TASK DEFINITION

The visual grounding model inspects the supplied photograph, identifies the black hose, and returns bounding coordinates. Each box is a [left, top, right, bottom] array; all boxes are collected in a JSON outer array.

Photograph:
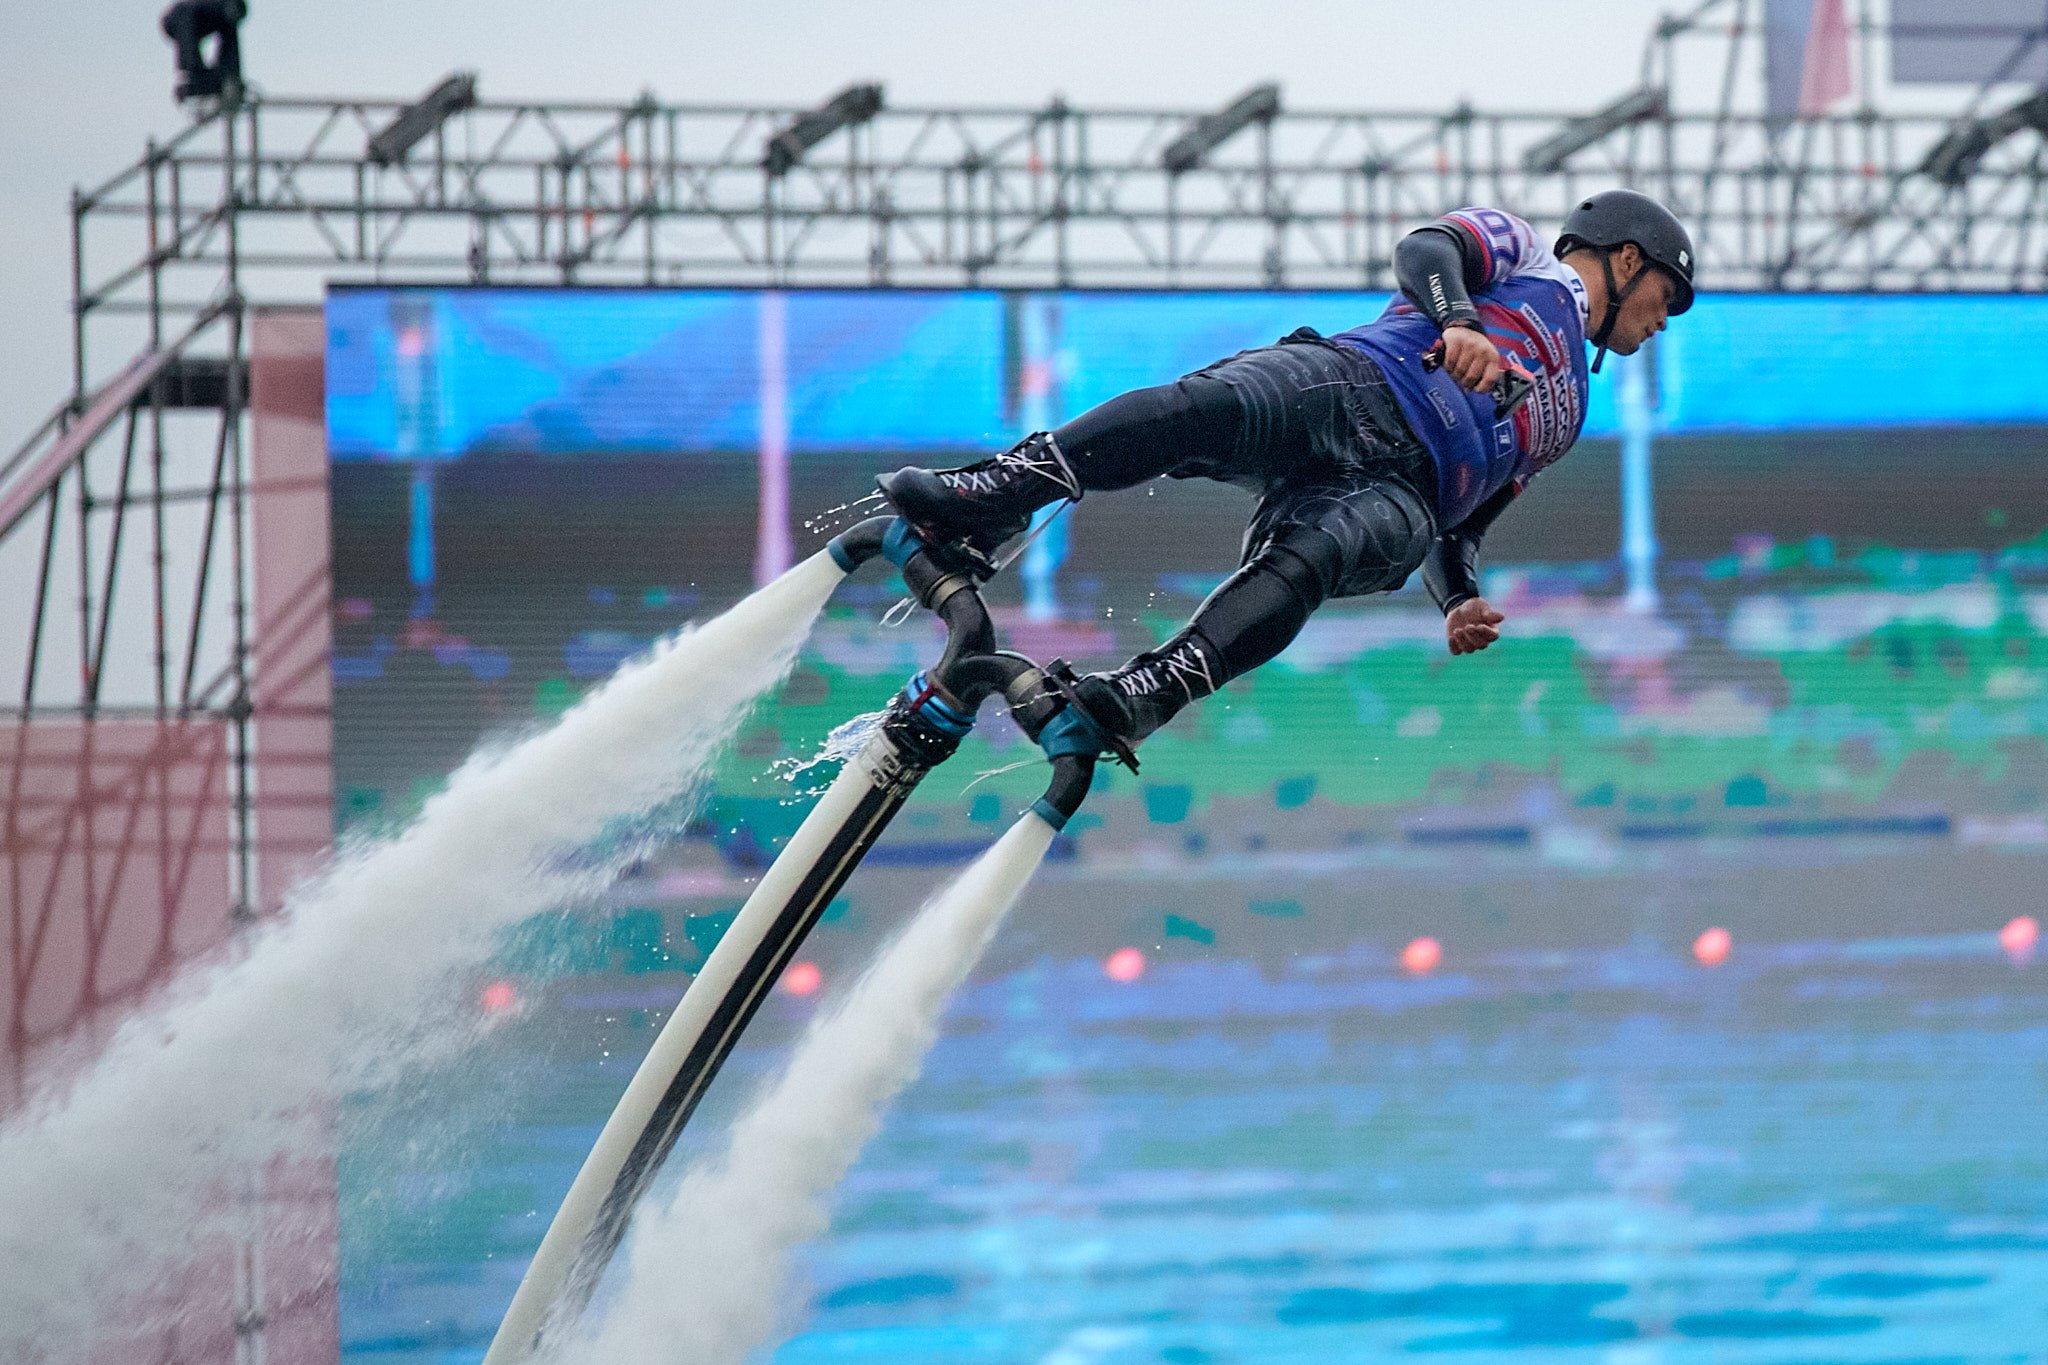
[[824, 516, 896, 572], [899, 549, 997, 702], [943, 650, 1041, 715], [829, 516, 1101, 830]]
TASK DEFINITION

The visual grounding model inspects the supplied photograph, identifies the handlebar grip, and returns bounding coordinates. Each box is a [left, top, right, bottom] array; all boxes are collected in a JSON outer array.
[[1423, 338, 1534, 419]]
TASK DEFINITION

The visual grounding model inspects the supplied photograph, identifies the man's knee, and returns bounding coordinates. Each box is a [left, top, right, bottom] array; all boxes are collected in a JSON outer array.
[[1253, 486, 1434, 600], [1190, 488, 1425, 682], [1256, 526, 1343, 609], [1169, 373, 1240, 428]]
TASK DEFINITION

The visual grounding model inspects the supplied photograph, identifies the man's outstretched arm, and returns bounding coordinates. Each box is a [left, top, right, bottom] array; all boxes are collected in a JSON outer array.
[[1422, 481, 1518, 654]]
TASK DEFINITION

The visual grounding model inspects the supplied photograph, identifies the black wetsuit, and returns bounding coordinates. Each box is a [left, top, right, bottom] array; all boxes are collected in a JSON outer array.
[[1039, 326, 1517, 710]]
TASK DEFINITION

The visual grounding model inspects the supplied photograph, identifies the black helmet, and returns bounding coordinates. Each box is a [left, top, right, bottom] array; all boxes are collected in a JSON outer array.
[[1555, 189, 1695, 315]]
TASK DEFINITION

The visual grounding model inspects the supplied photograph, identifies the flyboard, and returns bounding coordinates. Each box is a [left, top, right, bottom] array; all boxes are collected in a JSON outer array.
[[483, 516, 1118, 1364]]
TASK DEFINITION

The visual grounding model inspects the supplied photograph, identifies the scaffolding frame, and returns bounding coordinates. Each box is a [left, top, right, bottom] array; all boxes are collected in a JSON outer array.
[[62, 90, 2048, 316]]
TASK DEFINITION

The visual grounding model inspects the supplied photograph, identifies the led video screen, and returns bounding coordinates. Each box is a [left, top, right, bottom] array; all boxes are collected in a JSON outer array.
[[329, 286, 2048, 1361]]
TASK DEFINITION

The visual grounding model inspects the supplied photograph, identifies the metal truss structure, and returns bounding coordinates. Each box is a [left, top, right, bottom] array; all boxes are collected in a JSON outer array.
[[52, 12, 2048, 342], [1, 308, 255, 919], [59, 75, 2048, 323]]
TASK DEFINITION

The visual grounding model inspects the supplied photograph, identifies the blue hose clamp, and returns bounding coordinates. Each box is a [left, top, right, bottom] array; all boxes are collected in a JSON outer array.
[[1036, 704, 1109, 760], [899, 670, 975, 739], [881, 518, 928, 570]]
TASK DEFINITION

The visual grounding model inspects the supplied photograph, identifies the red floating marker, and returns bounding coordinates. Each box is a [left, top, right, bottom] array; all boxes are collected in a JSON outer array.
[[783, 961, 823, 997], [1105, 947, 1146, 983], [1400, 936, 1442, 976], [480, 979, 518, 1015], [1693, 926, 1732, 967], [1999, 915, 2039, 965]]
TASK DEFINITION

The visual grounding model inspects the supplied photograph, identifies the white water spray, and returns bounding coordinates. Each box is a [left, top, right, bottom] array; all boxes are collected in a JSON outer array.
[[766, 708, 888, 795], [0, 553, 847, 1357], [563, 813, 1058, 1365]]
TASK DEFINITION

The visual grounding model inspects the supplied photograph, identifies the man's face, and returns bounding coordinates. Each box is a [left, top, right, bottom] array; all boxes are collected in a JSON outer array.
[[1608, 248, 1677, 355]]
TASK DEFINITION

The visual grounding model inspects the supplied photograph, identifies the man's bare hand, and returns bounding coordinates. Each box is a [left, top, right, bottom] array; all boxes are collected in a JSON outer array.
[[1438, 326, 1502, 393], [1446, 597, 1504, 655]]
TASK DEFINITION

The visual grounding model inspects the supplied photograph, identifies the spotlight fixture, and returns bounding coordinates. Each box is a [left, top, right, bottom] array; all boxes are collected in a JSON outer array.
[[1921, 89, 2048, 186], [1522, 87, 1665, 174], [762, 83, 885, 178], [1162, 84, 1281, 174], [160, 0, 247, 105], [368, 73, 480, 167]]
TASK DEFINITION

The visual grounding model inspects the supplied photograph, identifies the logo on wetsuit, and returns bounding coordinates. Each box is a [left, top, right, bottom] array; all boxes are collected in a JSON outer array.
[[1428, 389, 1461, 429]]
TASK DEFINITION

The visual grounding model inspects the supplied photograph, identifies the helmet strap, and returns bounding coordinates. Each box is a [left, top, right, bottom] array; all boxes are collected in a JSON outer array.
[[1587, 248, 1643, 375]]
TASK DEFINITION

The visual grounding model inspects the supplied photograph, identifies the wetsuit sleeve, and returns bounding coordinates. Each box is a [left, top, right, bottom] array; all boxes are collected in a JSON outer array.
[[1422, 481, 1519, 614], [1393, 224, 1486, 330], [1395, 206, 1553, 331]]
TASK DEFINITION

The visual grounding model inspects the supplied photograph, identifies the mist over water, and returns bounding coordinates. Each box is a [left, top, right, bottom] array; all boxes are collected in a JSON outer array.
[[0, 553, 846, 1358], [562, 815, 1058, 1365]]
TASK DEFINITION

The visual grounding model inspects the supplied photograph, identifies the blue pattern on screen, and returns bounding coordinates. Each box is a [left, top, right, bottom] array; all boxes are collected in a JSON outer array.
[[326, 287, 2048, 460]]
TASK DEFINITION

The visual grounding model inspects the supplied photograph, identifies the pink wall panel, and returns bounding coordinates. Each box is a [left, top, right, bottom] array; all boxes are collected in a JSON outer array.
[[2, 716, 236, 1093]]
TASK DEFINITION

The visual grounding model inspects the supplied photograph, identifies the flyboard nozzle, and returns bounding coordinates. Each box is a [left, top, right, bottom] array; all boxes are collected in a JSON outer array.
[[951, 652, 1105, 832], [865, 518, 1012, 768], [915, 647, 1096, 833], [1032, 754, 1096, 831], [833, 518, 1107, 830], [867, 518, 998, 691]]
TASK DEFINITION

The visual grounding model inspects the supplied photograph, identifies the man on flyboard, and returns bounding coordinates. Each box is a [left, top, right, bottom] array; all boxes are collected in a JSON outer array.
[[877, 189, 1695, 758]]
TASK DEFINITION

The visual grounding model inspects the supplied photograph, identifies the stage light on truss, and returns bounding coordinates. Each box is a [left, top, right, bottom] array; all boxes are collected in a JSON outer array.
[[1921, 89, 2048, 186], [1161, 84, 1281, 175], [160, 0, 247, 105], [367, 72, 480, 168], [1521, 87, 1665, 174], [762, 83, 885, 178]]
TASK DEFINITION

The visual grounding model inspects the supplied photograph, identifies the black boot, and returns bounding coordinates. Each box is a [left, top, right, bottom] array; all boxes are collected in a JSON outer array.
[[877, 432, 1083, 561], [1070, 629, 1227, 747], [1057, 538, 1334, 755]]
